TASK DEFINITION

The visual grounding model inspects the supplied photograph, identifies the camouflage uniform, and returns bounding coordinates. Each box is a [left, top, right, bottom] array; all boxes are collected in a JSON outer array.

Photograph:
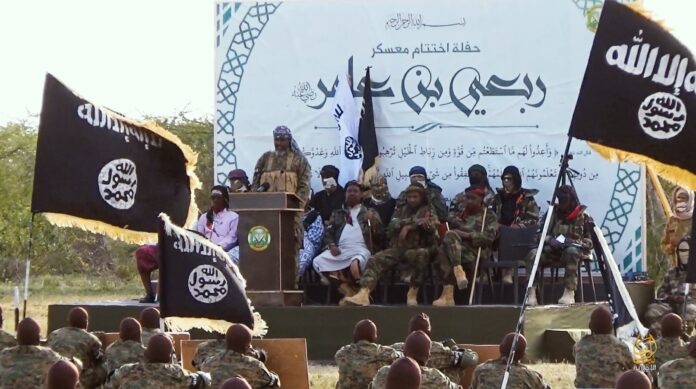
[[396, 181, 448, 220], [492, 188, 540, 227], [437, 208, 498, 285], [104, 339, 146, 375], [199, 350, 279, 388], [391, 339, 478, 383], [470, 358, 548, 389], [0, 345, 64, 387], [359, 202, 439, 290], [192, 339, 225, 368], [450, 188, 495, 213], [192, 339, 265, 369], [658, 355, 696, 388], [334, 340, 401, 389], [0, 329, 16, 351], [370, 363, 461, 389], [573, 333, 634, 389], [525, 207, 593, 290], [141, 328, 174, 346], [645, 268, 696, 334], [106, 362, 208, 389], [655, 337, 687, 370], [47, 326, 106, 388]]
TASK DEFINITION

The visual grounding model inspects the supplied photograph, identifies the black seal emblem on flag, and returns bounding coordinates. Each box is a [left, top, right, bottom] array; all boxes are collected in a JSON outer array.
[[158, 214, 263, 332], [31, 74, 199, 243], [344, 136, 363, 160], [568, 1, 696, 187]]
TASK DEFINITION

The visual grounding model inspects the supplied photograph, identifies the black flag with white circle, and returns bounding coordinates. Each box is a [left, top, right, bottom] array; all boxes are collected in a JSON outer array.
[[568, 1, 696, 186]]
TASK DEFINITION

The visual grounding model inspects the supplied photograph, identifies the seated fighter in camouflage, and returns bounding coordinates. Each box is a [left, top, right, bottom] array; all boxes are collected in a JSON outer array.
[[525, 185, 593, 306], [471, 333, 548, 389], [644, 250, 696, 336], [199, 324, 279, 388], [104, 318, 146, 377], [655, 313, 688, 370], [0, 318, 65, 387], [192, 333, 268, 369], [385, 357, 421, 389], [139, 307, 174, 346], [659, 337, 696, 388], [573, 306, 633, 389], [48, 359, 81, 389], [0, 306, 16, 351], [395, 166, 448, 221], [450, 165, 496, 213], [345, 185, 440, 306], [492, 165, 540, 285], [335, 319, 401, 389], [107, 334, 210, 388], [47, 307, 105, 388], [390, 313, 478, 382], [433, 187, 498, 306], [371, 330, 461, 389]]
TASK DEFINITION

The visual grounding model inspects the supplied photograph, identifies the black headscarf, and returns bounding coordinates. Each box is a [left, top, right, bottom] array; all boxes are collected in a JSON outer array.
[[499, 166, 523, 226], [468, 164, 493, 192], [206, 185, 230, 224]]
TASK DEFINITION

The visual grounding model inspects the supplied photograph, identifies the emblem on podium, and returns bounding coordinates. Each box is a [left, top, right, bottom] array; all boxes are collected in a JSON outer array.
[[248, 225, 271, 251]]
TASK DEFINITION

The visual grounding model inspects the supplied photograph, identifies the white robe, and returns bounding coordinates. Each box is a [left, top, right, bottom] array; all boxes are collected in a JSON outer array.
[[312, 206, 371, 273]]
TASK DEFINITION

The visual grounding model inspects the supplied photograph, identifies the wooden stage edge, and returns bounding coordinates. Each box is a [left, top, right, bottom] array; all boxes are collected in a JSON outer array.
[[48, 301, 607, 361]]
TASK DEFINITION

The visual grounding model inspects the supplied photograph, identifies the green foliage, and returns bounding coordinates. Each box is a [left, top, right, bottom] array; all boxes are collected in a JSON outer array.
[[0, 116, 214, 280]]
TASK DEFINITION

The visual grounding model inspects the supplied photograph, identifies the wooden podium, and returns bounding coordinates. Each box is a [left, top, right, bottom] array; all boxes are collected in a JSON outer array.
[[230, 192, 304, 306]]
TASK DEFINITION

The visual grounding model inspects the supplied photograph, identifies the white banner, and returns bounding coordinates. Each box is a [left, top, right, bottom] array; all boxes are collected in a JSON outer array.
[[214, 0, 645, 272], [333, 75, 361, 185]]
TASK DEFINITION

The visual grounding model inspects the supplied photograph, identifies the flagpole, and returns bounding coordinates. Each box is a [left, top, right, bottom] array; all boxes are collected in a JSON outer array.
[[23, 213, 35, 319], [501, 135, 574, 389]]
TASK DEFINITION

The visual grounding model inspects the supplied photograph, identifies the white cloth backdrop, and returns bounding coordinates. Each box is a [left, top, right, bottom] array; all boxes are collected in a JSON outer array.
[[214, 0, 645, 272]]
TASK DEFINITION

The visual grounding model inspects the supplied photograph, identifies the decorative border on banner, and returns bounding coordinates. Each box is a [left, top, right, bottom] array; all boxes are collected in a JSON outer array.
[[215, 2, 280, 185], [600, 163, 642, 272]]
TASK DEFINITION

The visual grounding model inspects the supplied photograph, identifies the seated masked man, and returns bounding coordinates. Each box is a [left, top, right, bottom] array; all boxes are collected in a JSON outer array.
[[297, 197, 324, 275], [645, 244, 696, 335], [433, 187, 498, 306], [313, 181, 384, 304], [395, 166, 448, 221], [525, 185, 592, 306], [492, 165, 540, 284], [227, 169, 251, 193], [363, 174, 397, 250], [345, 185, 439, 306], [134, 185, 239, 303], [309, 165, 345, 223], [451, 165, 495, 214]]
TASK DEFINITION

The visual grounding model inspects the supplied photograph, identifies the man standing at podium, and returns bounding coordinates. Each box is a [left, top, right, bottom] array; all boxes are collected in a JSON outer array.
[[252, 125, 311, 271]]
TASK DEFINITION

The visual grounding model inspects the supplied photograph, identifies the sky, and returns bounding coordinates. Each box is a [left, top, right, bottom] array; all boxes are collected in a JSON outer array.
[[0, 0, 693, 126]]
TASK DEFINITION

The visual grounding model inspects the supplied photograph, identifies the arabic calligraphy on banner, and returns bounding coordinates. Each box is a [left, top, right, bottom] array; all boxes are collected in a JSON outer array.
[[214, 0, 645, 271]]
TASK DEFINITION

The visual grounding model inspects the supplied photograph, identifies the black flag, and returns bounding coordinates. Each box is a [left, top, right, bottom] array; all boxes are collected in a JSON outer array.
[[568, 1, 696, 188], [158, 214, 255, 329], [31, 74, 198, 243], [358, 67, 379, 185]]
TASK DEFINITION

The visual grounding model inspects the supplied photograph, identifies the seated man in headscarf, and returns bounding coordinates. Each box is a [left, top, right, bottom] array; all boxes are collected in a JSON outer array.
[[308, 165, 345, 223], [228, 169, 251, 193], [252, 125, 311, 272], [363, 174, 397, 248], [492, 165, 540, 284], [298, 195, 325, 275], [661, 186, 693, 267], [395, 166, 448, 221], [451, 165, 495, 214], [471, 333, 548, 389], [524, 185, 593, 306]]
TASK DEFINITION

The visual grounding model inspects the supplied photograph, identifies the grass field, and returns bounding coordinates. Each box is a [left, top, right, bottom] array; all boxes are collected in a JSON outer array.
[[0, 275, 577, 388]]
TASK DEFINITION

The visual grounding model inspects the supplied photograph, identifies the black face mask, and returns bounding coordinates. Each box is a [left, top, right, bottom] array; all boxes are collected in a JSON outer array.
[[469, 176, 483, 186]]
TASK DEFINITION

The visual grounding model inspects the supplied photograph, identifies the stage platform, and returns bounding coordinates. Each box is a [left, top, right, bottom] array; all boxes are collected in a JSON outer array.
[[48, 301, 608, 361]]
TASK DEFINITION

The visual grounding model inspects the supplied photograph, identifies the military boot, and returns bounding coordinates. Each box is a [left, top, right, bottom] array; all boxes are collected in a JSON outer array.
[[433, 285, 455, 306], [406, 287, 419, 306], [338, 283, 357, 297], [453, 266, 469, 290], [344, 287, 371, 306], [558, 288, 575, 305]]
